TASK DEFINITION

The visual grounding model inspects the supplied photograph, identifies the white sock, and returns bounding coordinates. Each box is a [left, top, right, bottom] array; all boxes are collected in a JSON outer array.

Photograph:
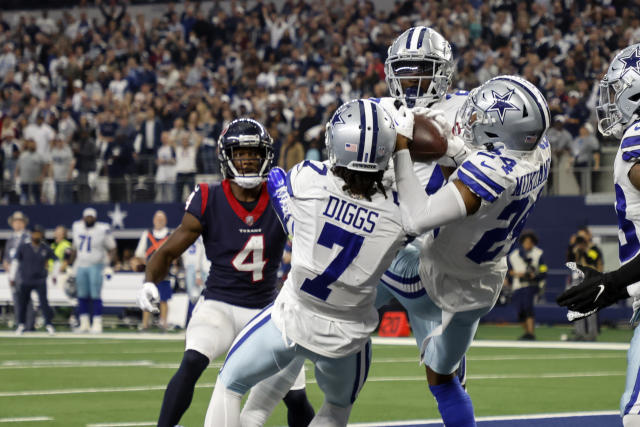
[[624, 414, 640, 426], [204, 377, 242, 427], [309, 400, 352, 427]]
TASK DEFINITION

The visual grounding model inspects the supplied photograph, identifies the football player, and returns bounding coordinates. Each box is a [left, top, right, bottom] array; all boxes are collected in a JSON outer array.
[[557, 43, 640, 426], [70, 208, 116, 333], [375, 25, 472, 389], [205, 99, 407, 427], [390, 75, 551, 426], [136, 118, 314, 427]]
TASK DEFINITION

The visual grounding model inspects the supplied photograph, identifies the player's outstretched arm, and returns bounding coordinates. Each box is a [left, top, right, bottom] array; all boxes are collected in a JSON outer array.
[[393, 146, 475, 236], [145, 212, 202, 284], [137, 213, 202, 313], [267, 167, 294, 235], [558, 256, 640, 316]]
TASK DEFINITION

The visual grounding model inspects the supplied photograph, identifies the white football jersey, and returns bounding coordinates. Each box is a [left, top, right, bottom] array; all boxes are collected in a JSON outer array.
[[182, 235, 210, 272], [613, 121, 640, 282], [71, 220, 116, 267], [272, 160, 405, 358], [375, 92, 468, 187], [418, 139, 552, 312]]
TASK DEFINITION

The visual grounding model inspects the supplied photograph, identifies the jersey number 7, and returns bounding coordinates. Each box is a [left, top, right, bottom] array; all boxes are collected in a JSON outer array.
[[300, 222, 364, 301]]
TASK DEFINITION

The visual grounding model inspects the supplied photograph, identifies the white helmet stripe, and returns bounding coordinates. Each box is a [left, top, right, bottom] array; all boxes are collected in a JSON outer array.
[[362, 100, 374, 163]]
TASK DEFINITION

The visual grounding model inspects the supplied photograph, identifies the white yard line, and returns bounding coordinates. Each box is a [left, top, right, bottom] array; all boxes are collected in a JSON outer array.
[[0, 371, 625, 397], [86, 423, 155, 427], [348, 410, 620, 426], [0, 416, 53, 423]]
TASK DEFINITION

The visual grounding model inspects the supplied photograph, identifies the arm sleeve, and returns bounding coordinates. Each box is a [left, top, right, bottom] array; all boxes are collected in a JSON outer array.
[[394, 149, 467, 236], [184, 183, 208, 227], [608, 252, 640, 298], [104, 227, 116, 251]]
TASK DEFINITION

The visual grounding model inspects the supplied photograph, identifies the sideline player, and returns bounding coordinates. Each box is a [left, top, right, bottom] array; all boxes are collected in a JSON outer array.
[[389, 75, 551, 426], [70, 207, 116, 333], [557, 43, 640, 426], [205, 99, 407, 427], [375, 25, 471, 387], [136, 118, 314, 427]]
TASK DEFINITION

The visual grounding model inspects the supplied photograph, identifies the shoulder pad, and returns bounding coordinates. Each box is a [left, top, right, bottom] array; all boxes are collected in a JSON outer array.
[[621, 124, 640, 162], [456, 150, 513, 202]]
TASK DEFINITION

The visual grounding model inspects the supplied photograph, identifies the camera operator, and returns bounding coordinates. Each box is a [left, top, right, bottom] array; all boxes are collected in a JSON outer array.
[[507, 230, 547, 340], [566, 227, 603, 341]]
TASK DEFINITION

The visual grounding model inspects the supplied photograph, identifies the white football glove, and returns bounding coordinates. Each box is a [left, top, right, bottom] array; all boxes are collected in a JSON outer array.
[[104, 266, 114, 280], [137, 282, 159, 313], [390, 105, 414, 139]]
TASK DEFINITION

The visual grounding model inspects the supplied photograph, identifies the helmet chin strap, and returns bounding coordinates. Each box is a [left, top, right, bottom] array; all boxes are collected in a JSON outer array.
[[233, 176, 264, 189]]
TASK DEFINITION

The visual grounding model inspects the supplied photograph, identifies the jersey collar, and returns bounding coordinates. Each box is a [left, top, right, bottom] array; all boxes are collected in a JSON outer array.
[[222, 179, 269, 226]]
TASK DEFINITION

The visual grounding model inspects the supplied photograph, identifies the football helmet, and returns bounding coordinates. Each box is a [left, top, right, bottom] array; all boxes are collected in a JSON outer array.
[[218, 118, 274, 188], [454, 75, 550, 152], [385, 26, 454, 109], [325, 99, 396, 172], [597, 43, 640, 137]]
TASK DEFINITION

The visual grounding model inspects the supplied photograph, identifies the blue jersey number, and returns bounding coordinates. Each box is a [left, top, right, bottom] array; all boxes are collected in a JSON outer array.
[[616, 184, 640, 262], [466, 198, 533, 264], [300, 222, 364, 301], [78, 235, 92, 252]]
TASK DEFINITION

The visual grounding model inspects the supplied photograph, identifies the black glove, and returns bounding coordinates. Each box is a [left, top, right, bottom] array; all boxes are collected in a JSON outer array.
[[557, 262, 629, 314]]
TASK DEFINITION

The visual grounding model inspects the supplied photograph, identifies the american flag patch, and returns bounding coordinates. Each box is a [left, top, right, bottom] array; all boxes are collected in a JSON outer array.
[[345, 143, 358, 152]]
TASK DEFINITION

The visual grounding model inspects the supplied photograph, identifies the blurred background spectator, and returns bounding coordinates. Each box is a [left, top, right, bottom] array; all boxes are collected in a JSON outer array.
[[0, 0, 634, 205]]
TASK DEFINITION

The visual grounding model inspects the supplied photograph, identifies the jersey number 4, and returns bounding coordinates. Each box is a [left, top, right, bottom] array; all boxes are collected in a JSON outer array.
[[300, 222, 364, 301], [232, 235, 267, 282]]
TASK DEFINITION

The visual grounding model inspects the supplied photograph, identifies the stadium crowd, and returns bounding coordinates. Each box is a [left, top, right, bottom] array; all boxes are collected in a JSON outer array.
[[0, 0, 636, 204]]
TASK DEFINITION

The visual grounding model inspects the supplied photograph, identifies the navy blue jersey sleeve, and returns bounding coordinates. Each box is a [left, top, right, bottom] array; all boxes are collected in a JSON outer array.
[[184, 183, 210, 226]]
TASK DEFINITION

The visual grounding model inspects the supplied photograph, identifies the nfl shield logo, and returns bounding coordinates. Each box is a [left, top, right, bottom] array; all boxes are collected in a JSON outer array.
[[245, 215, 254, 226]]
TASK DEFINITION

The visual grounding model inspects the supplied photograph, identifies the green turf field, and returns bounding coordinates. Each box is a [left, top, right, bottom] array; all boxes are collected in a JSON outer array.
[[0, 324, 632, 426]]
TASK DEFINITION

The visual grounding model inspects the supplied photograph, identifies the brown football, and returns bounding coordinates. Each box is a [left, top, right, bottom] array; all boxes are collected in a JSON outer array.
[[409, 114, 448, 162]]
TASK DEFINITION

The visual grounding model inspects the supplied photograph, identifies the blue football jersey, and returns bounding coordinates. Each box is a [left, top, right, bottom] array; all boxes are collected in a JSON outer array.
[[185, 180, 288, 308]]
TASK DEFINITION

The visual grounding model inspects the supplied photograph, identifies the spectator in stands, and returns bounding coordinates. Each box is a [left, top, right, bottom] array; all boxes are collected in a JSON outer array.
[[174, 133, 199, 202], [71, 116, 97, 203], [155, 131, 176, 203], [507, 231, 547, 341], [15, 138, 47, 205], [565, 90, 591, 137], [133, 210, 172, 330], [570, 123, 600, 194], [3, 211, 34, 330], [104, 132, 134, 203], [1, 132, 20, 204], [133, 108, 162, 176], [49, 135, 75, 204], [10, 224, 56, 335], [566, 227, 603, 341], [278, 131, 304, 171], [23, 112, 54, 159], [546, 115, 572, 193]]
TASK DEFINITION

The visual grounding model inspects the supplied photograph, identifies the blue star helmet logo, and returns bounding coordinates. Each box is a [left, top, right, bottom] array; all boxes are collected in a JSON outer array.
[[618, 47, 640, 76], [486, 89, 520, 124], [331, 111, 345, 127]]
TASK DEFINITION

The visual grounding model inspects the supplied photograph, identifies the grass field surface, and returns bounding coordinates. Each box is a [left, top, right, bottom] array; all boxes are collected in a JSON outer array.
[[0, 324, 632, 426]]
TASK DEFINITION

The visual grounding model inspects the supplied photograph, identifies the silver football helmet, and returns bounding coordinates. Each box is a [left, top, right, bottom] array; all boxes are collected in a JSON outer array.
[[597, 43, 640, 137], [454, 75, 550, 152], [385, 26, 454, 109], [325, 99, 396, 172]]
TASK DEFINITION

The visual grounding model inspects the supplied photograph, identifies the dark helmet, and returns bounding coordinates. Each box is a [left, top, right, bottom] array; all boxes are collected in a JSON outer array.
[[218, 118, 274, 188]]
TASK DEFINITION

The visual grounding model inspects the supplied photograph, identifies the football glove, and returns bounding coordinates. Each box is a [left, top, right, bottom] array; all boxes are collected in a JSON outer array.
[[390, 105, 414, 139], [137, 282, 160, 313], [103, 266, 114, 280], [556, 262, 629, 316]]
